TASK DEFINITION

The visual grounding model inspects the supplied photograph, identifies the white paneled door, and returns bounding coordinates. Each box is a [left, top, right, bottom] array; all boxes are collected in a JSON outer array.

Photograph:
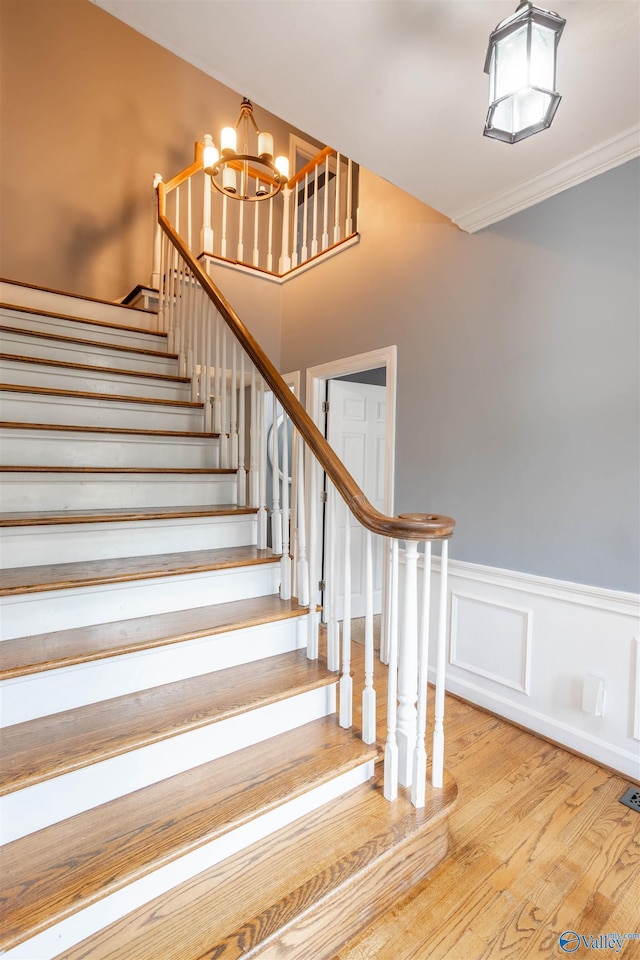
[[326, 379, 386, 619]]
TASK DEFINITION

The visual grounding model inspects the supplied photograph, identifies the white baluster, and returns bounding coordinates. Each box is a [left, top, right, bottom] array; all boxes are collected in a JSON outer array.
[[322, 155, 330, 251], [187, 176, 192, 250], [397, 539, 419, 785], [151, 174, 163, 289], [201, 136, 214, 253], [237, 169, 245, 262], [157, 232, 167, 334], [362, 529, 376, 744], [384, 538, 400, 801], [311, 163, 319, 257], [230, 339, 238, 469], [432, 539, 449, 789], [271, 393, 282, 555], [257, 379, 268, 549], [280, 411, 291, 599], [249, 364, 259, 506], [202, 299, 213, 432], [279, 186, 292, 274], [237, 349, 246, 506], [253, 188, 260, 267], [326, 483, 339, 672], [213, 313, 222, 435], [340, 500, 352, 727], [267, 196, 274, 274], [220, 324, 228, 467], [221, 193, 228, 260], [412, 541, 432, 808], [300, 172, 309, 264], [296, 438, 309, 606], [346, 157, 354, 236], [307, 451, 319, 659], [333, 152, 341, 244], [291, 183, 299, 268]]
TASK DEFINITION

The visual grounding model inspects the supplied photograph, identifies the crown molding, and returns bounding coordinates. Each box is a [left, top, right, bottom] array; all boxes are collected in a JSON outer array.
[[451, 125, 640, 234]]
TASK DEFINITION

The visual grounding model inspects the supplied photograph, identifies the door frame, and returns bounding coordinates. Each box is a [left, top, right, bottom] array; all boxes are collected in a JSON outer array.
[[305, 345, 397, 516]]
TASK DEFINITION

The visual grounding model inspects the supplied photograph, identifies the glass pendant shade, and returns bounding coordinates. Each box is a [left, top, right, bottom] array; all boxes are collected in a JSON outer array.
[[484, 1, 565, 143]]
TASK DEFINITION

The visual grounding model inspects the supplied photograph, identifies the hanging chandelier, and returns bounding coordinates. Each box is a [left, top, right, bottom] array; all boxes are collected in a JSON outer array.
[[483, 1, 566, 143], [202, 97, 290, 201]]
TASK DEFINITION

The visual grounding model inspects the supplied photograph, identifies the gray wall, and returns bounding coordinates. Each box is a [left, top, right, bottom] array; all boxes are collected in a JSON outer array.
[[280, 161, 640, 593]]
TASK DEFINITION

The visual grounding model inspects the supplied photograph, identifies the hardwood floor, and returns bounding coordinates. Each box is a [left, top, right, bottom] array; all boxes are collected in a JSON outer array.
[[335, 641, 640, 960]]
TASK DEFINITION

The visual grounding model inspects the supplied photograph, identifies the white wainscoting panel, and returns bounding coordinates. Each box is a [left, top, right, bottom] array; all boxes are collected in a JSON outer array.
[[450, 592, 532, 694], [399, 551, 640, 781]]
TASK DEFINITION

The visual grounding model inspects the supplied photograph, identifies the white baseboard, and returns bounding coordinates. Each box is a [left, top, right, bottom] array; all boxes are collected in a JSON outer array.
[[403, 553, 640, 781]]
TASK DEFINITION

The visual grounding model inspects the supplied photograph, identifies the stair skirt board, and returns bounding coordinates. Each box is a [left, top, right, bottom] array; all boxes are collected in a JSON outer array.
[[0, 472, 238, 511], [0, 428, 221, 468], [0, 562, 282, 640], [1, 615, 308, 726], [1, 761, 374, 960], [0, 391, 205, 431], [0, 327, 179, 374], [1, 684, 338, 844], [0, 513, 257, 567]]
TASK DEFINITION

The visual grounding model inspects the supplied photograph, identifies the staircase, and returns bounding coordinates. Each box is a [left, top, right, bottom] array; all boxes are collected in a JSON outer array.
[[0, 279, 456, 960]]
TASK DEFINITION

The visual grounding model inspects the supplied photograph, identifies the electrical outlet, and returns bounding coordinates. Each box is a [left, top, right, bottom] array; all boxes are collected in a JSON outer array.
[[582, 675, 605, 716]]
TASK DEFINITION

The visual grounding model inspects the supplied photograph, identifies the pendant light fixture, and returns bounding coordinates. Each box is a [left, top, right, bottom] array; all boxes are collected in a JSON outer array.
[[484, 1, 566, 143], [203, 97, 290, 200]]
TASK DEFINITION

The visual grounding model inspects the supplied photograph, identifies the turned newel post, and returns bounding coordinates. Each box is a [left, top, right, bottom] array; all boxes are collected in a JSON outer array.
[[201, 135, 214, 254], [279, 186, 292, 274], [396, 536, 419, 785], [151, 173, 163, 289]]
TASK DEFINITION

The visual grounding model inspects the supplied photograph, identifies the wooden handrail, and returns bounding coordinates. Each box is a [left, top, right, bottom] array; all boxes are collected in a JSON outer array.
[[286, 146, 335, 191], [157, 183, 454, 542]]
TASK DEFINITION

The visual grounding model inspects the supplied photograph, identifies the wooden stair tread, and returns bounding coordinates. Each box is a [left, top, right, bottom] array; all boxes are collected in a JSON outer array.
[[0, 719, 374, 954], [0, 544, 278, 597], [0, 650, 333, 796], [0, 322, 178, 359], [0, 351, 189, 384], [59, 766, 457, 960], [0, 301, 164, 336], [0, 382, 202, 408], [0, 595, 309, 680], [0, 503, 256, 527], [0, 420, 218, 438]]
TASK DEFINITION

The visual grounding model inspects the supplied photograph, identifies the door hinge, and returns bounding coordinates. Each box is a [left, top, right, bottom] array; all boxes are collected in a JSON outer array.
[[319, 580, 326, 592], [320, 490, 328, 503], [322, 400, 330, 413]]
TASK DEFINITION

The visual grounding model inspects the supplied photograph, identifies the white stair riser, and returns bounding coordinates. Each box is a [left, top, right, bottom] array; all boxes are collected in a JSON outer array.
[[1, 391, 204, 431], [1, 617, 308, 726], [2, 758, 373, 960], [0, 328, 177, 374], [0, 473, 237, 511], [0, 684, 338, 844], [0, 562, 281, 640], [0, 514, 257, 568], [0, 429, 220, 468], [0, 357, 192, 401], [0, 285, 160, 333]]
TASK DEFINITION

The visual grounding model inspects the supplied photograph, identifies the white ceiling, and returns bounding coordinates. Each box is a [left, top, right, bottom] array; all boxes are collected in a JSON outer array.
[[93, 0, 640, 231]]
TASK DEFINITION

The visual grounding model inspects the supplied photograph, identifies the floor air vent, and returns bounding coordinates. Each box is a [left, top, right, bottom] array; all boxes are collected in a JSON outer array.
[[619, 786, 640, 813]]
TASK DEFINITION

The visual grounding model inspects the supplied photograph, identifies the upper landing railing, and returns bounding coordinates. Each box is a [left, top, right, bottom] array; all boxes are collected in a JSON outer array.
[[152, 144, 455, 806], [151, 140, 358, 284]]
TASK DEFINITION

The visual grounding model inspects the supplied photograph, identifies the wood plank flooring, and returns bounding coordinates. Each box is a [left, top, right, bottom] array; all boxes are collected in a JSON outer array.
[[332, 643, 640, 960]]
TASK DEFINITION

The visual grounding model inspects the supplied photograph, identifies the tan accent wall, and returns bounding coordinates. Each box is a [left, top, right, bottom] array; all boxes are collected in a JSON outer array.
[[0, 0, 292, 325]]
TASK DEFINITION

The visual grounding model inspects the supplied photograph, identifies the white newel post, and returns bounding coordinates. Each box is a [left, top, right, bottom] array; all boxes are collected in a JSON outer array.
[[397, 539, 419, 786], [201, 136, 214, 254], [151, 174, 163, 289], [432, 539, 449, 788], [279, 186, 292, 274], [384, 539, 400, 800], [412, 541, 432, 808]]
